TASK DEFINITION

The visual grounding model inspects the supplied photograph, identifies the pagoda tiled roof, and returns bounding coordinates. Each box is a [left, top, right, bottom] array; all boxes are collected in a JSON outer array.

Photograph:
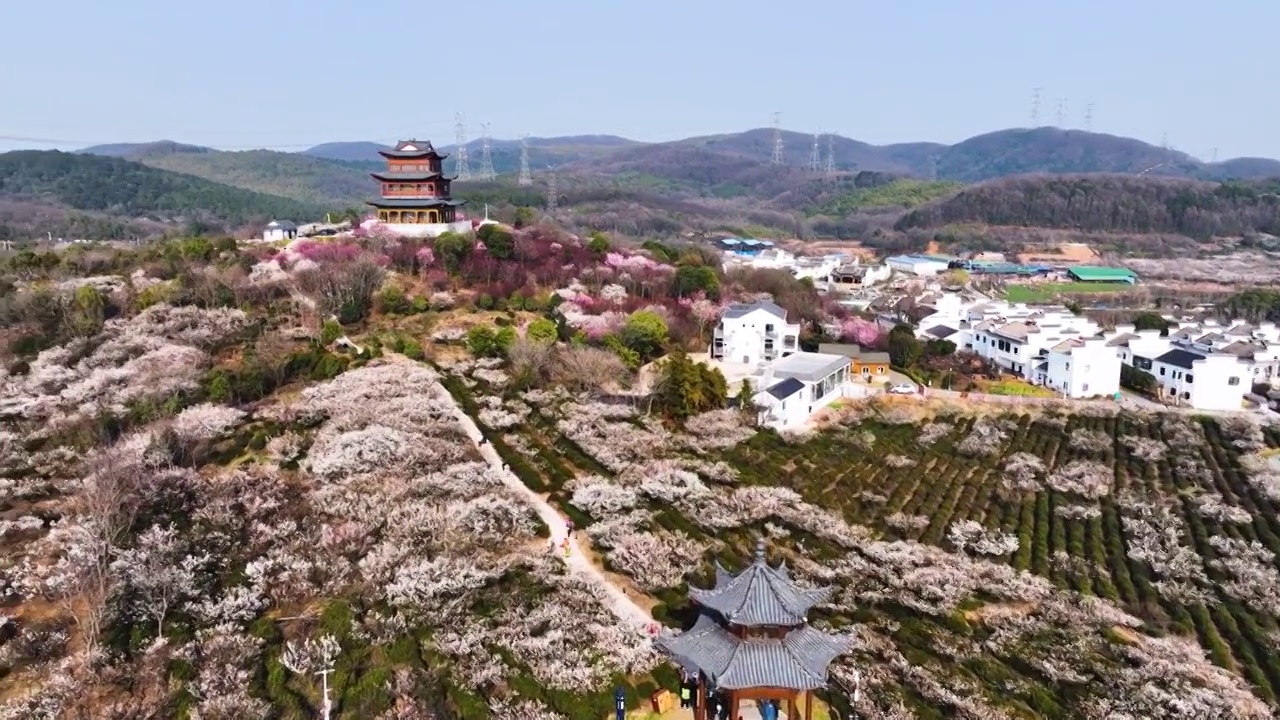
[[370, 171, 443, 181], [688, 539, 834, 627], [657, 612, 851, 691], [378, 139, 448, 159], [366, 198, 465, 209]]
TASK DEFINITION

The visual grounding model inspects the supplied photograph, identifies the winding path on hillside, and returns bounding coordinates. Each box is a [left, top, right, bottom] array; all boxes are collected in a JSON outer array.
[[439, 388, 655, 630]]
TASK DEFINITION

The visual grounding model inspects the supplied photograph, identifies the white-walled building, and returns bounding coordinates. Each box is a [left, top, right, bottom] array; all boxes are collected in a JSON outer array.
[[753, 352, 853, 429], [886, 255, 953, 276], [1149, 349, 1250, 411], [970, 312, 1101, 380], [262, 220, 298, 242], [722, 249, 846, 283], [1039, 337, 1121, 399], [711, 300, 801, 366]]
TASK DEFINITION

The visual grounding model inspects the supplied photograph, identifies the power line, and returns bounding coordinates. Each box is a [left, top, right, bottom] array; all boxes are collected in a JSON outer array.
[[453, 113, 471, 180], [770, 112, 784, 165], [808, 129, 821, 173], [478, 122, 495, 181], [517, 135, 532, 186]]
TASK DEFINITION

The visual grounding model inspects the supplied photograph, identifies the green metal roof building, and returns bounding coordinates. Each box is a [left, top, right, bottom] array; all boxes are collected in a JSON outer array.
[[1067, 266, 1137, 284]]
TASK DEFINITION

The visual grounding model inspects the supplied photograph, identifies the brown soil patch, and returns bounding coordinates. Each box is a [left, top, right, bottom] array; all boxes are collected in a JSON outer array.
[[963, 601, 1037, 624], [1017, 242, 1098, 264], [1110, 625, 1143, 645]]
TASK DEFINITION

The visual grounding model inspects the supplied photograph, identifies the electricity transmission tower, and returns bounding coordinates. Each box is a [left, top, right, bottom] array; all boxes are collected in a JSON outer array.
[[1031, 87, 1042, 125], [546, 168, 558, 214], [478, 122, 495, 180], [1083, 103, 1094, 131], [453, 113, 471, 180], [808, 129, 822, 172], [824, 133, 835, 176], [770, 112, 784, 165], [1211, 147, 1219, 163], [1054, 98, 1068, 127], [517, 135, 532, 186]]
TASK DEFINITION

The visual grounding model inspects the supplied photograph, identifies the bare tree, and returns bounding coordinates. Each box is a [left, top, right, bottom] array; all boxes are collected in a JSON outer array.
[[506, 336, 554, 387], [550, 346, 629, 395]]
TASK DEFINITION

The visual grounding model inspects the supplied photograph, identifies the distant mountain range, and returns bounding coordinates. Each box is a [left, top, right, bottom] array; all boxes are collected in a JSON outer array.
[[73, 127, 1280, 210], [2, 126, 1277, 244]]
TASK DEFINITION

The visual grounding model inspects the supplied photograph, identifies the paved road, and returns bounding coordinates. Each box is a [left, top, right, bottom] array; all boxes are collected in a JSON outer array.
[[439, 382, 654, 630]]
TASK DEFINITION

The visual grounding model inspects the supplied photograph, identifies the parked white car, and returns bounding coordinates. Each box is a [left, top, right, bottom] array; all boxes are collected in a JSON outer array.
[[889, 383, 917, 395]]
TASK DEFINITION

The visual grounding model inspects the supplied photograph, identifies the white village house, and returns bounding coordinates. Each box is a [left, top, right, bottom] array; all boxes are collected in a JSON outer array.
[[911, 291, 1267, 410], [711, 301, 801, 366], [1148, 349, 1250, 411], [1040, 337, 1121, 399], [752, 352, 854, 429], [262, 220, 298, 242]]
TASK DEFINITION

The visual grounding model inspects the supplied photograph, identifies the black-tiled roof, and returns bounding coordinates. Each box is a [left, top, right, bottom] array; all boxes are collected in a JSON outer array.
[[1155, 348, 1203, 370], [723, 300, 787, 320], [689, 539, 833, 627], [370, 171, 443, 181], [657, 613, 850, 691], [926, 325, 958, 339], [378, 140, 447, 159], [764, 378, 804, 400], [366, 198, 465, 209]]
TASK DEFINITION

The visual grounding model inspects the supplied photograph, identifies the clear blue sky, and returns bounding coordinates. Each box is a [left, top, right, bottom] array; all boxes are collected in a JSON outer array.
[[2, 0, 1275, 160]]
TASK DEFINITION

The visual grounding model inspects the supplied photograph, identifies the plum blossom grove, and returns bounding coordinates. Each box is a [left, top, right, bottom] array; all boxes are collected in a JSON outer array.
[[0, 346, 662, 717], [451, 344, 1280, 719]]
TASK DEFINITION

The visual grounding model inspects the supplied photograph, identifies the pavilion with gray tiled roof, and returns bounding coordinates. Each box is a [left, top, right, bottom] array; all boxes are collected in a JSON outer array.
[[656, 539, 851, 720]]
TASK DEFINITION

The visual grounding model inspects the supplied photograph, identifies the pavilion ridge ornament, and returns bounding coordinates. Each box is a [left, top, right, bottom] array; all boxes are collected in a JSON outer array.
[[656, 538, 852, 720]]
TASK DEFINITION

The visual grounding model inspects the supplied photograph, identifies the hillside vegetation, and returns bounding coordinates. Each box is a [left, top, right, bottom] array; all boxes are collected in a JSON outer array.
[[0, 151, 328, 238], [132, 147, 373, 207], [897, 175, 1280, 240]]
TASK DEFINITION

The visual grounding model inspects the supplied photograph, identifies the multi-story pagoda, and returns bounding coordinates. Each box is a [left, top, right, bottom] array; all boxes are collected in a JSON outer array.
[[367, 139, 466, 236], [657, 539, 851, 720]]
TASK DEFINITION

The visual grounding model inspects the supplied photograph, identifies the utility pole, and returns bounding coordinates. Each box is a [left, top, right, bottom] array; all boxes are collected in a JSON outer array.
[[824, 133, 836, 176], [517, 134, 532, 186], [453, 112, 471, 180], [770, 112, 784, 165], [478, 122, 495, 180], [808, 129, 821, 172]]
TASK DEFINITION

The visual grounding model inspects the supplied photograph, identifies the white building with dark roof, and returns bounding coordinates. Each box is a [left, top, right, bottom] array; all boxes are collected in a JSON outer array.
[[711, 300, 801, 366], [262, 220, 297, 242], [1150, 349, 1250, 410], [752, 351, 853, 429], [1040, 337, 1121, 399]]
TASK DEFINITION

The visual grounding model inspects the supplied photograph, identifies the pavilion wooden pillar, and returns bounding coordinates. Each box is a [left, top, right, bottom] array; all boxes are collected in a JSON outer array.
[[729, 692, 739, 720], [699, 675, 709, 720], [788, 696, 797, 720], [804, 691, 812, 720]]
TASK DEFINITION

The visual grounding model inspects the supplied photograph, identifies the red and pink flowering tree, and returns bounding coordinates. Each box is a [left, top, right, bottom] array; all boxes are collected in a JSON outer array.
[[840, 317, 882, 347]]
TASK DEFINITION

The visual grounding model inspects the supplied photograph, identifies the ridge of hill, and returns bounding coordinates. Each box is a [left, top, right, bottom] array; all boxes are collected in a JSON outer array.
[[0, 150, 327, 239]]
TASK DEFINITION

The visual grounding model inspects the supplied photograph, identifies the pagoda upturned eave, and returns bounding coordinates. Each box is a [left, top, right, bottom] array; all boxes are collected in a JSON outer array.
[[657, 613, 851, 691], [689, 551, 834, 627], [378, 147, 449, 160], [366, 198, 466, 209], [370, 170, 444, 182]]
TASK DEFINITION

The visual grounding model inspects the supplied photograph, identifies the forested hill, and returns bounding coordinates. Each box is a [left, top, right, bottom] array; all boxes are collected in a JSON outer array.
[[0, 150, 327, 228], [895, 175, 1280, 240]]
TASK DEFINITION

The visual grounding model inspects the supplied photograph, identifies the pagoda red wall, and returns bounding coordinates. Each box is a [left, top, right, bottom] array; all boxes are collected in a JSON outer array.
[[387, 159, 442, 173], [382, 183, 440, 197]]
